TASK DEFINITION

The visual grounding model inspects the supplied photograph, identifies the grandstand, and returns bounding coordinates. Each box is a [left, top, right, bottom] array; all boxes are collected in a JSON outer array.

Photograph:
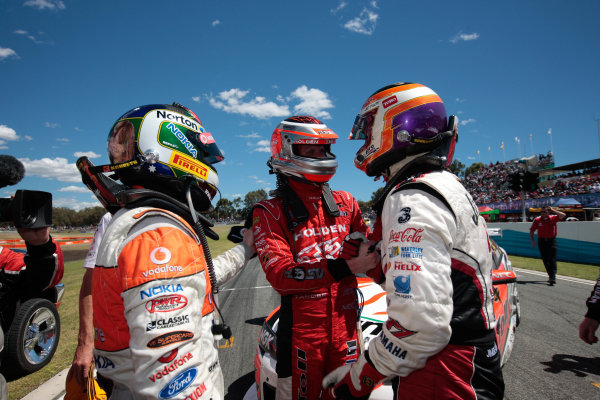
[[462, 153, 600, 221]]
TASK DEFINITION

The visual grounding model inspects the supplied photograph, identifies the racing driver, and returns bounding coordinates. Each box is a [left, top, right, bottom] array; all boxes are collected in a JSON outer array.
[[252, 116, 379, 400], [79, 103, 255, 399], [323, 83, 505, 399]]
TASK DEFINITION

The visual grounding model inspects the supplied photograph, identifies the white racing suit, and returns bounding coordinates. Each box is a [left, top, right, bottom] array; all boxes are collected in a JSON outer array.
[[369, 170, 504, 399], [92, 207, 253, 400]]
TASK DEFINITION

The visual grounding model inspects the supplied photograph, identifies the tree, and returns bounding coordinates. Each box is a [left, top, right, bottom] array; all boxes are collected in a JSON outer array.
[[242, 189, 268, 216], [210, 198, 235, 221], [447, 159, 465, 179], [464, 162, 485, 178]]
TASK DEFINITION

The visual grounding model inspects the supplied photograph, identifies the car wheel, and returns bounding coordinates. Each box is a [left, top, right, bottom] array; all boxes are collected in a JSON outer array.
[[1, 298, 60, 380]]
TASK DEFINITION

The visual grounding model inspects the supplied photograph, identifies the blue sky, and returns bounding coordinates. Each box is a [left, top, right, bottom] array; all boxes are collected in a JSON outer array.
[[1, 0, 599, 210]]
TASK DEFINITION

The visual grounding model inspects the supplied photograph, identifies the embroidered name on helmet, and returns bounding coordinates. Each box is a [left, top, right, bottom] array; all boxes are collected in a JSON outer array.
[[165, 123, 198, 157], [171, 153, 209, 180]]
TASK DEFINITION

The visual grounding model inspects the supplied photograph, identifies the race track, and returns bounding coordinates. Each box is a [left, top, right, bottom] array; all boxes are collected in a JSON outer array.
[[217, 260, 600, 400]]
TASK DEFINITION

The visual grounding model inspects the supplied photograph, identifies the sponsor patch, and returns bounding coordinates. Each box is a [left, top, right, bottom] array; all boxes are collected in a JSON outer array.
[[393, 275, 411, 295], [140, 284, 184, 300], [158, 367, 199, 399], [389, 227, 423, 243], [397, 207, 411, 224], [146, 295, 188, 313], [170, 153, 209, 180], [142, 265, 184, 278], [385, 319, 417, 339], [150, 247, 172, 264], [393, 261, 421, 272], [400, 246, 423, 259], [149, 351, 193, 382], [146, 314, 190, 330], [379, 334, 408, 359], [382, 96, 398, 108], [147, 331, 194, 349], [165, 122, 198, 158], [94, 354, 115, 369]]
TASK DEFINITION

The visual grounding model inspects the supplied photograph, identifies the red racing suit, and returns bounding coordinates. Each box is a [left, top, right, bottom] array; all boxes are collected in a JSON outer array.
[[92, 207, 253, 400], [252, 179, 369, 400], [0, 237, 64, 295], [367, 170, 504, 399]]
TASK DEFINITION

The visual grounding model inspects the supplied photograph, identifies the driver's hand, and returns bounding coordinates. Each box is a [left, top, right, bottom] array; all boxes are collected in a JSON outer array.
[[17, 227, 50, 246]]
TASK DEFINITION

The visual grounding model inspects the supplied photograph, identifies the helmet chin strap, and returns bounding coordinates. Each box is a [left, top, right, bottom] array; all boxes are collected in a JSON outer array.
[[184, 183, 232, 341]]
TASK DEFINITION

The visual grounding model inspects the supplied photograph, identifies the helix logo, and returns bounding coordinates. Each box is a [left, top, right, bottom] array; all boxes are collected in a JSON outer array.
[[151, 247, 172, 265]]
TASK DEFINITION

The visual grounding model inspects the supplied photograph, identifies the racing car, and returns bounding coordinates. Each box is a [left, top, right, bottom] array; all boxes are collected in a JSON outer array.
[[250, 232, 520, 399]]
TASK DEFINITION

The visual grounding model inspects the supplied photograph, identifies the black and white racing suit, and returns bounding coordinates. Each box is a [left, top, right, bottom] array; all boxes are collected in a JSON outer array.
[[369, 170, 504, 399]]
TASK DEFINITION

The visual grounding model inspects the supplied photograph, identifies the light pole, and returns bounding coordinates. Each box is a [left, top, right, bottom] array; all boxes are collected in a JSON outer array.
[[529, 133, 534, 156], [548, 128, 554, 156], [515, 137, 521, 158]]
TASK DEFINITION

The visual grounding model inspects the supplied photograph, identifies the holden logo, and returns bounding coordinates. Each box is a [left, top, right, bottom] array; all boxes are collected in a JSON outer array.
[[151, 247, 172, 265]]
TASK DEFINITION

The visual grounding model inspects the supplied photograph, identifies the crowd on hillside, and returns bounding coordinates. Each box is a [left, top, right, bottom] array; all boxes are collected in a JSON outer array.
[[462, 153, 600, 205]]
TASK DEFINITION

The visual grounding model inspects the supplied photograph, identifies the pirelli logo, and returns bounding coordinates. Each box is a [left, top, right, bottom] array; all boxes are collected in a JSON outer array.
[[170, 153, 209, 180]]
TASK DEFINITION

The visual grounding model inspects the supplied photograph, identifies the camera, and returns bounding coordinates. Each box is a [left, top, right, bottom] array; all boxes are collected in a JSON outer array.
[[0, 190, 52, 229]]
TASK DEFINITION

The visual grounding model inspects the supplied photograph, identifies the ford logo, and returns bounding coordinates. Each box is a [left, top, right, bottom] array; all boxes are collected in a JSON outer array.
[[158, 367, 197, 399]]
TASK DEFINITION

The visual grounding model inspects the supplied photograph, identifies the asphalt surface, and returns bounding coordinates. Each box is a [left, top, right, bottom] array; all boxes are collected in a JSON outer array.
[[26, 262, 600, 400]]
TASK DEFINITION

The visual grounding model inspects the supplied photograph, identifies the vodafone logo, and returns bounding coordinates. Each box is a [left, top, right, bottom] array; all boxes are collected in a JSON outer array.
[[150, 247, 172, 264]]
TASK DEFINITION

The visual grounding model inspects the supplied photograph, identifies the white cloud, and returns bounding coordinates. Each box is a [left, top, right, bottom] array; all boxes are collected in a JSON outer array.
[[460, 118, 476, 126], [0, 47, 18, 60], [331, 1, 347, 14], [14, 29, 28, 35], [291, 86, 334, 119], [24, 135, 33, 141], [13, 29, 44, 44], [212, 20, 220, 27], [53, 197, 101, 210], [238, 133, 261, 138], [344, 8, 378, 35], [74, 151, 101, 159], [45, 122, 60, 128], [251, 139, 271, 153], [23, 0, 66, 10], [0, 125, 19, 141], [59, 185, 89, 193], [19, 157, 81, 182], [208, 88, 290, 119], [450, 32, 480, 44], [56, 137, 69, 142]]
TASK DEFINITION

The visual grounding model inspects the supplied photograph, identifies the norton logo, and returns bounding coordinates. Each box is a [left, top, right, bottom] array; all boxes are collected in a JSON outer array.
[[150, 247, 172, 264], [147, 331, 194, 349], [158, 367, 199, 399], [145, 294, 188, 313]]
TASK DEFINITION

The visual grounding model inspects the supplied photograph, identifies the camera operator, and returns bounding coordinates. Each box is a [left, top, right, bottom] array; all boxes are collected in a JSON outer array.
[[0, 155, 64, 295]]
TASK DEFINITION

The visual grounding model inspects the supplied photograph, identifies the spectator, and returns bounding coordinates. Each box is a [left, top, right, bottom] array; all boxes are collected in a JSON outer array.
[[579, 275, 600, 344], [530, 206, 566, 285]]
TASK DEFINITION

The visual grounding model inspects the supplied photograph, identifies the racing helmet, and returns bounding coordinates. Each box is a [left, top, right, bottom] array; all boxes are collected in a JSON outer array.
[[350, 83, 458, 177], [269, 116, 338, 183], [107, 103, 224, 211]]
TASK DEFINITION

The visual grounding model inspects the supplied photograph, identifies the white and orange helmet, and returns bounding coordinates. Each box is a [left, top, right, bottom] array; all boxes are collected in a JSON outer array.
[[350, 83, 458, 177], [269, 116, 338, 183]]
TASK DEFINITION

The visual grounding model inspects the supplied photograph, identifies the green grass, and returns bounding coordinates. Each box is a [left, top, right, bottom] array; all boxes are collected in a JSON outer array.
[[508, 254, 600, 281]]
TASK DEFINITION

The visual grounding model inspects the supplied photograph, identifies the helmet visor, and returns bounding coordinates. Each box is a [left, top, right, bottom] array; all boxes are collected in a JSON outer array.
[[349, 113, 374, 141]]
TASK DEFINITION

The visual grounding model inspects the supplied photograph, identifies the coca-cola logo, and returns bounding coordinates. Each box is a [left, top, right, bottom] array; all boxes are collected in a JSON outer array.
[[146, 294, 188, 313], [389, 228, 424, 243]]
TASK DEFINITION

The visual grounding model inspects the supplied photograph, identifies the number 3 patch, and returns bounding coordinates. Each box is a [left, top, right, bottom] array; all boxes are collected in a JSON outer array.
[[397, 207, 411, 224]]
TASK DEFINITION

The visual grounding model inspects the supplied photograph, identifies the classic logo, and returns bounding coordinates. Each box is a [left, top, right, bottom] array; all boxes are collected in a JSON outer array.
[[170, 153, 208, 180], [146, 295, 188, 313], [94, 355, 115, 369], [393, 275, 411, 295], [140, 284, 184, 300], [382, 96, 398, 108], [147, 331, 194, 349], [147, 315, 190, 331], [385, 318, 417, 339], [150, 247, 172, 265], [393, 261, 421, 272], [158, 367, 198, 399], [149, 352, 193, 382], [389, 227, 423, 243]]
